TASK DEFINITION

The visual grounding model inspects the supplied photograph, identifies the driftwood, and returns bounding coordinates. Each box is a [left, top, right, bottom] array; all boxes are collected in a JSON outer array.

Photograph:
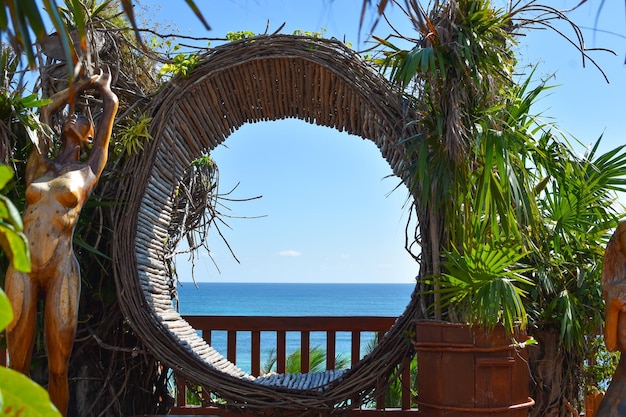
[[110, 35, 418, 411]]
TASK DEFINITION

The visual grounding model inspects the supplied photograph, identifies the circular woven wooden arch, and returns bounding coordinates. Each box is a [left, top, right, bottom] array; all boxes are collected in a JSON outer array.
[[111, 35, 418, 410]]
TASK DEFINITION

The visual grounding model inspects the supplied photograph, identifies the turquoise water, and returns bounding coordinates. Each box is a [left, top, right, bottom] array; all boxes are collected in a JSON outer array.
[[176, 282, 414, 373]]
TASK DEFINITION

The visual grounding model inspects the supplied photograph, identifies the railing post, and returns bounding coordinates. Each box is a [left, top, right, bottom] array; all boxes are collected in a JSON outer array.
[[401, 355, 412, 410], [175, 373, 187, 407], [326, 330, 336, 370], [351, 331, 361, 365], [227, 330, 237, 364], [251, 330, 261, 376], [351, 330, 361, 408], [277, 330, 286, 374], [301, 331, 310, 373]]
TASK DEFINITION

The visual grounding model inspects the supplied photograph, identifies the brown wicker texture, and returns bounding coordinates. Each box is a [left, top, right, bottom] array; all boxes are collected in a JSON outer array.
[[110, 35, 419, 411]]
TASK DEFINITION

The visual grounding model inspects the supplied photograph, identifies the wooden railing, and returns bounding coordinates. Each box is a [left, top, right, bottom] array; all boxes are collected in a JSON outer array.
[[1, 316, 418, 416], [171, 315, 417, 416]]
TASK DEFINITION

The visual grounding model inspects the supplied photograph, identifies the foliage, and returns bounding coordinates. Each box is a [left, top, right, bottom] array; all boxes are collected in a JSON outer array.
[[0, 356, 62, 417], [159, 49, 201, 79], [0, 0, 209, 78], [0, 165, 29, 273], [584, 336, 620, 392], [261, 346, 350, 374], [293, 28, 326, 38], [436, 239, 532, 333], [226, 30, 256, 41], [374, 2, 625, 412], [114, 113, 153, 157], [524, 135, 626, 352], [375, 0, 532, 328], [0, 47, 50, 166]]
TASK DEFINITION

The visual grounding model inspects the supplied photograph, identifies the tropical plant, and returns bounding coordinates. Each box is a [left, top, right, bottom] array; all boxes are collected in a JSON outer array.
[[522, 134, 626, 414], [0, 166, 28, 273], [372, 1, 625, 414], [261, 346, 350, 375], [114, 113, 153, 157], [436, 238, 532, 332], [374, 0, 536, 329]]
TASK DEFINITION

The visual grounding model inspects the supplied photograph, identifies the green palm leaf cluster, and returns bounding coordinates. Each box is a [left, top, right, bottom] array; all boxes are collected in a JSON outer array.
[[526, 135, 626, 350], [438, 239, 532, 332]]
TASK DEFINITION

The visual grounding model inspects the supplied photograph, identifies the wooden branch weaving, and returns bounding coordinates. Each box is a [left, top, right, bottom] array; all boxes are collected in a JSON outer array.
[[110, 34, 419, 411]]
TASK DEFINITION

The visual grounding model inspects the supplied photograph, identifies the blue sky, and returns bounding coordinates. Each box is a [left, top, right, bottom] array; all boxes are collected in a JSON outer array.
[[142, 1, 626, 284]]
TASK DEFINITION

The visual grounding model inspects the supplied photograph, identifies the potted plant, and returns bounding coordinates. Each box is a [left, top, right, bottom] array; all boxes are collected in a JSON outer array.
[[374, 1, 544, 413], [413, 232, 536, 416]]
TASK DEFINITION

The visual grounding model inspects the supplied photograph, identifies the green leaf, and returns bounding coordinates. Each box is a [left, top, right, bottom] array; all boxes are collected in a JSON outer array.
[[21, 0, 46, 39], [20, 94, 52, 109], [0, 366, 62, 417], [0, 3, 8, 30], [0, 195, 23, 231], [0, 288, 12, 332], [0, 164, 13, 189], [70, 0, 86, 53], [0, 223, 30, 273]]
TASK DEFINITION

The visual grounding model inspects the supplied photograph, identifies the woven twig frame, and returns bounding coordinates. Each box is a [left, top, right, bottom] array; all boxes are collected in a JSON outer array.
[[111, 35, 419, 411]]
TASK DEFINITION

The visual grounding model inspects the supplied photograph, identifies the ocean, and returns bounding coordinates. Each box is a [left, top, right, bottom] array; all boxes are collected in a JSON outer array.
[[176, 282, 414, 373]]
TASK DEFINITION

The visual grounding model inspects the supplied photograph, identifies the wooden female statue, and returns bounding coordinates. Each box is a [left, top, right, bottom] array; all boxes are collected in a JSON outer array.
[[4, 69, 118, 416], [597, 220, 626, 416]]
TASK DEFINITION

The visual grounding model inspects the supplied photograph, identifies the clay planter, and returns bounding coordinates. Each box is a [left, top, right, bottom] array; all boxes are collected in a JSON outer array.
[[413, 320, 534, 417]]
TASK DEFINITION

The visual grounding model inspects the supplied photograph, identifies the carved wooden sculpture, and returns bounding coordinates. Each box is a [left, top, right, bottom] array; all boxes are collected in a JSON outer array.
[[4, 70, 118, 416], [597, 220, 626, 416]]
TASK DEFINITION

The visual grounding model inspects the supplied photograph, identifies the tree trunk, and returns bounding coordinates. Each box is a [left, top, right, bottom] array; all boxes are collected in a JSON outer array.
[[528, 329, 581, 417]]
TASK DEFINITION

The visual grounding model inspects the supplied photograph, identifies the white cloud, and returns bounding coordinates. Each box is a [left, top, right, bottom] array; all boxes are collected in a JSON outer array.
[[278, 249, 301, 257]]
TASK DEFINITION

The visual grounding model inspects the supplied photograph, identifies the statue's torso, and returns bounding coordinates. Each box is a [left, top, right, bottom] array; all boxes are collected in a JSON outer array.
[[23, 163, 95, 274]]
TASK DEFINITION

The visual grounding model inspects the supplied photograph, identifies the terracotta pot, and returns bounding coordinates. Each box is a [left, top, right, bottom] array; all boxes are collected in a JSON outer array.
[[413, 320, 534, 417]]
